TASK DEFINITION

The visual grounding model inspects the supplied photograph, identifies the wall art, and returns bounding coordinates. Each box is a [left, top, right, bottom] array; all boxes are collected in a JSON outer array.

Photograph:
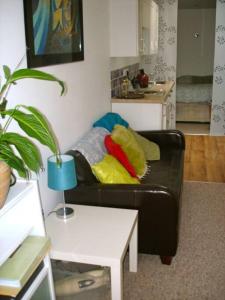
[[24, 0, 84, 68]]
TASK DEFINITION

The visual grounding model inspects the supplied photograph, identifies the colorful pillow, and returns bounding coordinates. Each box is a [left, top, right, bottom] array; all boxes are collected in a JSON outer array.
[[91, 154, 140, 184], [128, 128, 160, 161], [72, 127, 109, 165], [93, 112, 129, 132], [104, 135, 137, 177], [111, 125, 147, 178]]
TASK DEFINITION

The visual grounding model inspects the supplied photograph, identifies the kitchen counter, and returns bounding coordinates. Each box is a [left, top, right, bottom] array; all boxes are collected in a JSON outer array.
[[111, 80, 175, 130], [111, 80, 175, 104]]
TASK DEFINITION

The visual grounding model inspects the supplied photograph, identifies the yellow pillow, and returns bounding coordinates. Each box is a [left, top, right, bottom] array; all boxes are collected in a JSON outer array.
[[91, 154, 139, 184], [128, 127, 160, 161], [111, 125, 147, 178]]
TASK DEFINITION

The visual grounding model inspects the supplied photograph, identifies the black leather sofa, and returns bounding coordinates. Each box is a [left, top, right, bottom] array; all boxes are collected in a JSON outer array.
[[65, 130, 185, 265]]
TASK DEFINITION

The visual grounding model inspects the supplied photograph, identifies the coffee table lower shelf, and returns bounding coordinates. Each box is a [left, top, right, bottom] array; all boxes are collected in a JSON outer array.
[[45, 204, 138, 300]]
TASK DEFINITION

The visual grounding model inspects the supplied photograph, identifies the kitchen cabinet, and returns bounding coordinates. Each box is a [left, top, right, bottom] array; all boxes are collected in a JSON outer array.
[[109, 0, 139, 57], [111, 81, 174, 130], [139, 0, 159, 55], [109, 0, 158, 57], [139, 0, 150, 55]]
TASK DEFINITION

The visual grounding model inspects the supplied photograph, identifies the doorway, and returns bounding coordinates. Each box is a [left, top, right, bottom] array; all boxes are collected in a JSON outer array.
[[176, 0, 216, 135]]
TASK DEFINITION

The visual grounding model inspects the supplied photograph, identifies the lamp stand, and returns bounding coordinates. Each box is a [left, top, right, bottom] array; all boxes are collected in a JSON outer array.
[[56, 192, 74, 219]]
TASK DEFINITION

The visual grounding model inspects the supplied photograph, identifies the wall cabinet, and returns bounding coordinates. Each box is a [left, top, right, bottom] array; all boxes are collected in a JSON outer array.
[[109, 0, 158, 57], [139, 0, 159, 56], [139, 0, 151, 55], [109, 0, 139, 57]]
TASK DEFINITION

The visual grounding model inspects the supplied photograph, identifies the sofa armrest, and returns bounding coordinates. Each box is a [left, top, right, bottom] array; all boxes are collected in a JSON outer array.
[[137, 130, 185, 150]]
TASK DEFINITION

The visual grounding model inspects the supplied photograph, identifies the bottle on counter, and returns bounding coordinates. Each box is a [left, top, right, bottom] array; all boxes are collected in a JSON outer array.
[[131, 76, 139, 89], [121, 78, 129, 98], [137, 69, 149, 88]]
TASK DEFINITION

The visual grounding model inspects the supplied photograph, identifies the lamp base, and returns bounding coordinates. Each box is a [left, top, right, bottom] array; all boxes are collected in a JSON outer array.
[[56, 207, 74, 219]]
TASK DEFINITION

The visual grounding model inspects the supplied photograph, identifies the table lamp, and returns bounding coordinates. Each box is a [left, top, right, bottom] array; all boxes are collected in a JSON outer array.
[[48, 154, 77, 219]]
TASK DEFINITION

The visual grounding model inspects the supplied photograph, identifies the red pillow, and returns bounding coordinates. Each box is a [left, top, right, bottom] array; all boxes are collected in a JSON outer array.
[[104, 135, 137, 178]]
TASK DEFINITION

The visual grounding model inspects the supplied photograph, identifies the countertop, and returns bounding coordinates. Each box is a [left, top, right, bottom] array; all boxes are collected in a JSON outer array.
[[111, 80, 175, 104]]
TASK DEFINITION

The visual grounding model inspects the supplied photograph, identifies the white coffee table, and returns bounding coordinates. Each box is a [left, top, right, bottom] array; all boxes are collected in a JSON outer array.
[[45, 204, 138, 300]]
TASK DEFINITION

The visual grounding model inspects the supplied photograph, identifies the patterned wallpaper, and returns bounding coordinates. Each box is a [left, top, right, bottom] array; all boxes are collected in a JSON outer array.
[[141, 0, 178, 129], [210, 0, 225, 136]]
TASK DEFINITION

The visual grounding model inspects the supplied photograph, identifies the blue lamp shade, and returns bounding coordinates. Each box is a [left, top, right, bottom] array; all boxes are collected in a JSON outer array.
[[47, 155, 77, 191]]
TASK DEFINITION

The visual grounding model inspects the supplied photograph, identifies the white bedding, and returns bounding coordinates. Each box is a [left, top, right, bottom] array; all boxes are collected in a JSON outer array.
[[176, 83, 212, 103]]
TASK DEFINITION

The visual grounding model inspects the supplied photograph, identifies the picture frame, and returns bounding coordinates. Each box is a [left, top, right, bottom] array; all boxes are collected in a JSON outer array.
[[23, 0, 84, 68]]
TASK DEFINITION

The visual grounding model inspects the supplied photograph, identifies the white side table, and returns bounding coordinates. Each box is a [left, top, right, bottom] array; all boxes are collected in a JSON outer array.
[[45, 204, 138, 300]]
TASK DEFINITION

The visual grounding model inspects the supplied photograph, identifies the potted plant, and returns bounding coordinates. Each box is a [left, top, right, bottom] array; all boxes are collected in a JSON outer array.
[[0, 65, 65, 207]]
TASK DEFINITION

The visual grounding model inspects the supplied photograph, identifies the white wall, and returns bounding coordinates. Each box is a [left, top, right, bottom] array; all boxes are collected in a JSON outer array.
[[177, 9, 216, 77], [0, 0, 111, 215]]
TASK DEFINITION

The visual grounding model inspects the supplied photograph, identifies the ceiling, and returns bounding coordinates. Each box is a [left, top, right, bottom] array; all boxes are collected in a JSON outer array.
[[178, 0, 217, 9]]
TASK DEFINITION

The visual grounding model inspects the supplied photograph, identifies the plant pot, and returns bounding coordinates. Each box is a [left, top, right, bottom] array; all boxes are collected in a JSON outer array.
[[0, 161, 11, 208]]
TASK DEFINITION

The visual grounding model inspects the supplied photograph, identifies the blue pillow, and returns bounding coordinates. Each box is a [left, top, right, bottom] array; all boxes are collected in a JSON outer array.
[[93, 113, 129, 132]]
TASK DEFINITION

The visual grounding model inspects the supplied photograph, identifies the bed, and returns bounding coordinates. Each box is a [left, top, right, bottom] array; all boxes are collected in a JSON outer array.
[[176, 75, 213, 104], [176, 75, 213, 123]]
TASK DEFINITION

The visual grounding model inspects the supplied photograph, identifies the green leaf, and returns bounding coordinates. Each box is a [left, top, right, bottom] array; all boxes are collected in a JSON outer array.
[[1, 132, 42, 173], [3, 65, 11, 80], [0, 143, 29, 178], [8, 69, 65, 95], [3, 106, 59, 155]]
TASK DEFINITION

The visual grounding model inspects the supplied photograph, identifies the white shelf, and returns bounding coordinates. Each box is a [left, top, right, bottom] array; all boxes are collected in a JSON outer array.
[[0, 181, 33, 217], [0, 181, 35, 267], [0, 224, 33, 267], [0, 179, 55, 299]]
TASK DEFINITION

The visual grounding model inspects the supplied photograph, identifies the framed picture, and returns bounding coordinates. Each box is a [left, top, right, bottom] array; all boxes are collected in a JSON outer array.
[[23, 0, 84, 68]]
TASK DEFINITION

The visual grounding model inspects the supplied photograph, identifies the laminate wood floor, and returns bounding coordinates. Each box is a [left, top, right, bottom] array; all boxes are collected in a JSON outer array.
[[184, 135, 225, 183]]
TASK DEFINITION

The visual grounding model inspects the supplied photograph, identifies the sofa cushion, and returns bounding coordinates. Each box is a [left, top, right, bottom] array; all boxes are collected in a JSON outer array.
[[93, 112, 129, 132], [91, 154, 140, 184], [111, 125, 147, 178], [104, 135, 137, 177], [72, 127, 109, 165], [128, 128, 160, 161]]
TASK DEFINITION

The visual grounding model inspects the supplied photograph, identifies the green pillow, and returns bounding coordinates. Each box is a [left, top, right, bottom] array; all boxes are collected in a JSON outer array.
[[111, 125, 147, 178], [128, 128, 160, 161], [91, 154, 140, 184]]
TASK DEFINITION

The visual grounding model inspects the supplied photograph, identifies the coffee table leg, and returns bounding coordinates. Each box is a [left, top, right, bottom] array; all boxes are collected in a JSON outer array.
[[129, 219, 138, 272], [111, 261, 123, 300]]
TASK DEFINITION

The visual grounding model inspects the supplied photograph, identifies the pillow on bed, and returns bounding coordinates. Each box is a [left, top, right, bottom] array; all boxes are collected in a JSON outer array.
[[104, 135, 137, 177], [93, 112, 129, 132], [128, 128, 160, 161], [91, 154, 140, 184], [111, 125, 147, 178], [177, 75, 193, 84]]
